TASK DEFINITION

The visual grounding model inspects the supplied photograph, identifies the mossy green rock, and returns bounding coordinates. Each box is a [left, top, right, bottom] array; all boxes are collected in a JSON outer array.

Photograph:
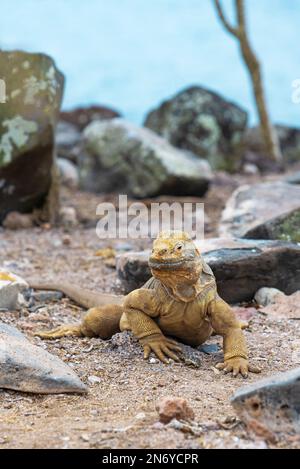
[[81, 118, 212, 197], [144, 86, 248, 171], [0, 50, 64, 222], [220, 182, 300, 242]]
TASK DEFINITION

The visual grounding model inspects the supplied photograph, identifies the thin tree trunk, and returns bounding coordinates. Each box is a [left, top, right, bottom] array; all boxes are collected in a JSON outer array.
[[213, 0, 282, 162]]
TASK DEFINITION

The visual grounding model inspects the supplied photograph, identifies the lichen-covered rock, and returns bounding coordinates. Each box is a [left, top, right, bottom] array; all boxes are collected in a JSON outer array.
[[117, 238, 300, 303], [219, 182, 300, 242], [244, 125, 300, 164], [0, 50, 64, 223], [0, 271, 28, 310], [144, 86, 248, 171], [0, 322, 87, 394], [231, 368, 300, 441], [81, 119, 212, 197]]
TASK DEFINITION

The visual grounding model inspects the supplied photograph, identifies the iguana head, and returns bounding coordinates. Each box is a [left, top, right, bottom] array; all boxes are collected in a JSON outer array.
[[149, 231, 202, 285]]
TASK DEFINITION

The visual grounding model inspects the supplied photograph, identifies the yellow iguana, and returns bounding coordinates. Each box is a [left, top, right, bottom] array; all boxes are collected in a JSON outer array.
[[31, 231, 260, 378]]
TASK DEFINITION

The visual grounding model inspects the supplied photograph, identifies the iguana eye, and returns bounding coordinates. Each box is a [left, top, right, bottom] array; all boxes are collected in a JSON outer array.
[[175, 243, 183, 251]]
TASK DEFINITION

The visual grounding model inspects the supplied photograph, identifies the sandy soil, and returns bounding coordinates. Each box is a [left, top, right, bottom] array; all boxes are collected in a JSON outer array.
[[0, 173, 300, 449]]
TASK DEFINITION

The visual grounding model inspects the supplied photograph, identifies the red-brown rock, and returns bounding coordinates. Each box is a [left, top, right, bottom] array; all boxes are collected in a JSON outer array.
[[156, 396, 195, 424]]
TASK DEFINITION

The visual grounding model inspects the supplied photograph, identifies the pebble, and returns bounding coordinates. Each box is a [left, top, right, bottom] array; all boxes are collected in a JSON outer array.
[[156, 396, 195, 424], [88, 375, 101, 385]]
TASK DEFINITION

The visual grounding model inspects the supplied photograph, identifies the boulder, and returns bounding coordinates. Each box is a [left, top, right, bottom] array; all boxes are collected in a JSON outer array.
[[0, 50, 64, 223], [231, 368, 300, 440], [285, 171, 300, 185], [144, 86, 248, 171], [57, 157, 79, 189], [219, 182, 300, 242], [0, 322, 87, 394], [254, 287, 285, 307], [55, 121, 82, 162], [2, 211, 34, 230], [80, 119, 212, 197], [60, 105, 121, 131], [244, 125, 300, 165], [116, 238, 300, 303], [0, 271, 28, 310]]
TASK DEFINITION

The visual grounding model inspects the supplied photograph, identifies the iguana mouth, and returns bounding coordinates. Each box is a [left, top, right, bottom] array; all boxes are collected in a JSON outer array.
[[149, 257, 191, 270]]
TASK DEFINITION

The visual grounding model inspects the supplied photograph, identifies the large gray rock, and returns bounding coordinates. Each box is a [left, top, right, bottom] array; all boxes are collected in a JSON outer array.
[[144, 86, 248, 171], [231, 368, 300, 440], [80, 119, 212, 197], [244, 125, 300, 164], [219, 182, 300, 242], [0, 50, 64, 223], [0, 322, 87, 394], [116, 238, 300, 303]]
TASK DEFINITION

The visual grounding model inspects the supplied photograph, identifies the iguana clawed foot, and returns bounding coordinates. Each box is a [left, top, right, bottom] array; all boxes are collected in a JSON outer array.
[[140, 334, 182, 364], [216, 357, 261, 378]]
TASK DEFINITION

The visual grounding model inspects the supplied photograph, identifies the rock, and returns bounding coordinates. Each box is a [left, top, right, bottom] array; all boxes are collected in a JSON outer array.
[[55, 122, 82, 162], [0, 271, 28, 310], [254, 287, 285, 307], [81, 119, 212, 197], [144, 86, 248, 171], [259, 291, 300, 319], [2, 211, 34, 230], [57, 158, 79, 189], [87, 375, 101, 385], [0, 50, 64, 223], [59, 206, 78, 229], [285, 171, 300, 185], [117, 238, 300, 303], [0, 322, 87, 394], [242, 163, 259, 175], [231, 367, 300, 440], [29, 290, 63, 303], [244, 125, 300, 165], [219, 182, 300, 242], [0, 322, 26, 339], [199, 344, 220, 355], [156, 396, 195, 424], [60, 105, 121, 131]]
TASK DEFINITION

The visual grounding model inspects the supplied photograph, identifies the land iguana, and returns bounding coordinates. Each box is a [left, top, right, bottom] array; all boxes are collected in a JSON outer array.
[[31, 231, 260, 378]]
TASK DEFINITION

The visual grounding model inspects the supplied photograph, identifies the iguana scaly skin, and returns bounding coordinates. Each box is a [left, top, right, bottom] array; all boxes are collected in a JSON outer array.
[[32, 231, 260, 378]]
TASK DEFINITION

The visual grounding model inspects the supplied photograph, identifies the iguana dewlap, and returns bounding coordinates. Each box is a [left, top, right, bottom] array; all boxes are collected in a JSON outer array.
[[32, 231, 260, 378]]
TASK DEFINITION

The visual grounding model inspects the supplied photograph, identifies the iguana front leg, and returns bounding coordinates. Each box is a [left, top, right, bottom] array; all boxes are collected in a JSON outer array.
[[208, 297, 260, 378], [123, 289, 182, 363]]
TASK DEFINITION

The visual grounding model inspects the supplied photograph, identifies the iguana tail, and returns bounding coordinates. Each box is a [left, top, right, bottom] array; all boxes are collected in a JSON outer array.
[[29, 280, 124, 309], [35, 304, 123, 340], [35, 324, 83, 339]]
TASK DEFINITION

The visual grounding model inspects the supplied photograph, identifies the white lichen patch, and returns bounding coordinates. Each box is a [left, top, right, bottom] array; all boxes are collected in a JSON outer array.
[[0, 116, 38, 165], [11, 89, 21, 99], [0, 79, 6, 103], [22, 60, 30, 70], [23, 66, 58, 105], [23, 76, 47, 104]]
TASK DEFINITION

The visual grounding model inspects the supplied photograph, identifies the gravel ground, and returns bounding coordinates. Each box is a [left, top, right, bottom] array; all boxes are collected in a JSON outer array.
[[0, 173, 300, 449]]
